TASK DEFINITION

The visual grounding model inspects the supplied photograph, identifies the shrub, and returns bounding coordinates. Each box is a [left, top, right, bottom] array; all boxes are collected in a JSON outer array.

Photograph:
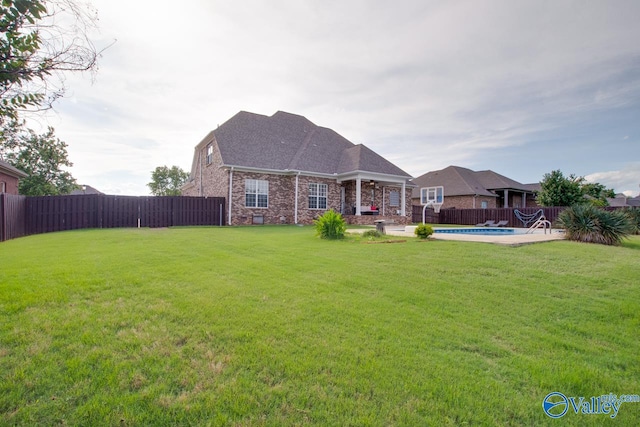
[[362, 230, 382, 238], [414, 224, 434, 239], [314, 209, 346, 240], [556, 204, 633, 245], [625, 208, 640, 235]]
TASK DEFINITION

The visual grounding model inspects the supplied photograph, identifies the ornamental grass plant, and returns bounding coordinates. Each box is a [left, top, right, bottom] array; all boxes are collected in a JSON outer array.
[[314, 209, 346, 239], [556, 204, 633, 245]]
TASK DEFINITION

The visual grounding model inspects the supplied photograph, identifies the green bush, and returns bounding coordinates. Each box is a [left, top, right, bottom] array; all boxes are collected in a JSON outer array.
[[414, 224, 434, 239], [625, 208, 640, 235], [314, 209, 346, 240], [556, 204, 633, 245], [362, 230, 382, 238]]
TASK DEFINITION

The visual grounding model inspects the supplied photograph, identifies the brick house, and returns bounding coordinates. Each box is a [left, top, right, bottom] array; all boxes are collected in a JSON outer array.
[[411, 165, 538, 209], [0, 159, 28, 195], [182, 111, 413, 225]]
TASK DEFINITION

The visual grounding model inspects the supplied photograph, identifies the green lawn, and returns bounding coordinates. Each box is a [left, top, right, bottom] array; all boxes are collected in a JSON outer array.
[[1, 226, 639, 426]]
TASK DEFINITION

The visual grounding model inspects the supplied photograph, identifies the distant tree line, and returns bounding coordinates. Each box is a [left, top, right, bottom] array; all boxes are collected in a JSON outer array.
[[537, 170, 616, 207]]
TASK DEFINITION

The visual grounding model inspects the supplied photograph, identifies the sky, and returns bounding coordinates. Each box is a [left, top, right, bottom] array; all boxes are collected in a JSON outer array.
[[36, 0, 640, 196]]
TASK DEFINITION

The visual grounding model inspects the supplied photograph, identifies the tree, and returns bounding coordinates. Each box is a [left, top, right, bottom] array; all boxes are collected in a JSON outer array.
[[1, 0, 101, 122], [147, 165, 189, 196], [0, 119, 77, 195], [582, 182, 616, 207], [536, 170, 585, 207]]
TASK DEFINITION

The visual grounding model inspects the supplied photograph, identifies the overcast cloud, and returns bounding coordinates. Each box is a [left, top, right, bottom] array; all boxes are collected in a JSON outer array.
[[38, 0, 640, 196]]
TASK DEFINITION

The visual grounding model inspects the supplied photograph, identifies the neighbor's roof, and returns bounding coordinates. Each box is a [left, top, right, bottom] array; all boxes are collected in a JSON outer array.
[[193, 111, 411, 179], [410, 165, 534, 199], [68, 184, 103, 195], [607, 195, 640, 207], [0, 159, 28, 178]]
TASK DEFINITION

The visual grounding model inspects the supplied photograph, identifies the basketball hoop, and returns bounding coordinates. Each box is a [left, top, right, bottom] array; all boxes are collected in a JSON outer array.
[[420, 186, 444, 224]]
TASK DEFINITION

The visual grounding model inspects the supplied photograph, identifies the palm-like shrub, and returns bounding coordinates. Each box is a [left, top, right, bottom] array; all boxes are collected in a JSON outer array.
[[314, 209, 346, 239], [556, 204, 633, 245], [625, 208, 640, 235]]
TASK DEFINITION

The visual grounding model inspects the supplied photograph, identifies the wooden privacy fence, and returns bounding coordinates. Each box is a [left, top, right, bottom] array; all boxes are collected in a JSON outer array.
[[1, 194, 225, 242], [411, 206, 567, 227]]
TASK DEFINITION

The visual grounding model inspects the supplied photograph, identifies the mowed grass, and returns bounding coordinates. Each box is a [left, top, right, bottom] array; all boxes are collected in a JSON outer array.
[[1, 227, 639, 426]]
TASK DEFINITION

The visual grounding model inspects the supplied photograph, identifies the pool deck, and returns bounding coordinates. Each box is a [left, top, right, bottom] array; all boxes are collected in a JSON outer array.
[[348, 226, 566, 246]]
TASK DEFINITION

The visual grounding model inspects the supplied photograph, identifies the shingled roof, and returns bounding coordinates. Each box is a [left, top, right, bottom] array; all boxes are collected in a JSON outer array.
[[197, 111, 411, 179], [411, 165, 533, 198], [0, 159, 28, 178]]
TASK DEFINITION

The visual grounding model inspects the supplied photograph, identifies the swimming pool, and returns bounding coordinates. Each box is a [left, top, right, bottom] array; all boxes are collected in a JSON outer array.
[[397, 226, 528, 236], [433, 227, 526, 236]]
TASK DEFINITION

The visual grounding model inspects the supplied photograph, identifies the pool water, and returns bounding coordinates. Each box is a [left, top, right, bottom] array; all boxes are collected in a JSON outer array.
[[433, 227, 524, 236]]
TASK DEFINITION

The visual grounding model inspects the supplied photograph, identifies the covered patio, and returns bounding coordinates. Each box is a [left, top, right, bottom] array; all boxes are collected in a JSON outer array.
[[337, 172, 413, 225]]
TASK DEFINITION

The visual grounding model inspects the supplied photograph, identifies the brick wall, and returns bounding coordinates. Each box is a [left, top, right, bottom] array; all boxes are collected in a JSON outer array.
[[229, 172, 345, 225], [182, 138, 229, 198], [0, 173, 20, 195]]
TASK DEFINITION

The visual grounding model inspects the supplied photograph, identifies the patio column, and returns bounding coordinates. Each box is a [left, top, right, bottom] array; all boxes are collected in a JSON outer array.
[[504, 189, 509, 208], [355, 176, 362, 215], [401, 181, 406, 216]]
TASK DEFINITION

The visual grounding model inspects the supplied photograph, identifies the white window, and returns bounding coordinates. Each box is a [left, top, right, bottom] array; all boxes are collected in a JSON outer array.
[[206, 144, 213, 165], [308, 183, 328, 209], [0, 181, 5, 193], [481, 200, 488, 209], [389, 190, 400, 207], [245, 179, 268, 208]]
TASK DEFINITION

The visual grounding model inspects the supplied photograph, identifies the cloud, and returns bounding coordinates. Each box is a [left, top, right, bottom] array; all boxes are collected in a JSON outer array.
[[29, 0, 640, 195], [585, 163, 640, 196]]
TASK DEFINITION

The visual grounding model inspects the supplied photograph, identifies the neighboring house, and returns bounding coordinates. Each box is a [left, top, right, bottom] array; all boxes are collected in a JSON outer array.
[[411, 165, 538, 209], [182, 111, 413, 225], [607, 193, 640, 207], [0, 159, 28, 195], [68, 185, 104, 195]]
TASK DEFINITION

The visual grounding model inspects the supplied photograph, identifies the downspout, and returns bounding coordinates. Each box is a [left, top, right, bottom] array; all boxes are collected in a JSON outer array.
[[294, 172, 300, 224], [228, 167, 234, 225], [198, 150, 203, 196], [473, 194, 477, 209], [401, 181, 406, 216]]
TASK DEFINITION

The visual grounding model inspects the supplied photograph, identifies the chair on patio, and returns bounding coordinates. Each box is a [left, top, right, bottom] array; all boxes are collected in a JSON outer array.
[[476, 220, 497, 227], [495, 220, 509, 227]]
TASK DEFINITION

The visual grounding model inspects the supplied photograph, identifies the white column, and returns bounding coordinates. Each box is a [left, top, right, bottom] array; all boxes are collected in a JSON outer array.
[[401, 182, 406, 216], [355, 176, 362, 215], [504, 189, 509, 208]]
